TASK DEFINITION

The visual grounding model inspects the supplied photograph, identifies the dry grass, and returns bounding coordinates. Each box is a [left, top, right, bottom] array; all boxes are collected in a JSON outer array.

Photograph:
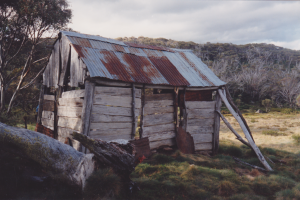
[[219, 112, 300, 153]]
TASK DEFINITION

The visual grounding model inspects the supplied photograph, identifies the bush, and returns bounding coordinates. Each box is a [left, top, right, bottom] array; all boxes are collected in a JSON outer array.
[[292, 135, 300, 144]]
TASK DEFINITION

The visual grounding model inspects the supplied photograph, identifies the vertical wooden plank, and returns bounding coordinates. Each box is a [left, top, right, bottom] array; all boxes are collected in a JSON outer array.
[[131, 83, 136, 139], [53, 41, 60, 88], [139, 85, 145, 138], [173, 87, 179, 136], [59, 35, 70, 87], [54, 87, 63, 139], [80, 81, 95, 153], [37, 85, 45, 124], [70, 45, 81, 87], [213, 91, 222, 155], [183, 88, 188, 132]]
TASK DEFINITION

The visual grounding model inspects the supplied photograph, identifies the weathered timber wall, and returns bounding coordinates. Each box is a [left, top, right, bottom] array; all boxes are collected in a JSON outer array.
[[57, 89, 85, 150], [186, 101, 215, 151], [143, 93, 175, 149], [89, 86, 141, 141]]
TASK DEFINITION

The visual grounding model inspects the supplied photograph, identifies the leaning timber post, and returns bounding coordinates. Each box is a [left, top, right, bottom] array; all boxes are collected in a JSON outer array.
[[173, 87, 179, 136], [131, 83, 136, 139], [37, 85, 45, 124], [217, 89, 273, 171], [139, 84, 145, 139], [54, 87, 63, 139], [213, 90, 222, 155], [80, 80, 95, 153]]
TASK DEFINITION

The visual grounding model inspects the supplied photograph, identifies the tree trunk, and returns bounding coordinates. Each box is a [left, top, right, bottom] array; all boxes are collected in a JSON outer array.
[[0, 122, 95, 189]]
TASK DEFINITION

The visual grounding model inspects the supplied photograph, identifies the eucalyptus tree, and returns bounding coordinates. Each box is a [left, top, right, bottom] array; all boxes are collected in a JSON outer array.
[[0, 0, 72, 114]]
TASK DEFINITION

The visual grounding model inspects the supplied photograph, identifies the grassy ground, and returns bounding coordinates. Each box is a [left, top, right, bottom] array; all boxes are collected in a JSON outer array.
[[220, 111, 300, 153]]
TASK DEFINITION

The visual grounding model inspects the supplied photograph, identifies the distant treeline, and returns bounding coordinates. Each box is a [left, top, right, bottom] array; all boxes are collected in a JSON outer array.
[[117, 36, 300, 108]]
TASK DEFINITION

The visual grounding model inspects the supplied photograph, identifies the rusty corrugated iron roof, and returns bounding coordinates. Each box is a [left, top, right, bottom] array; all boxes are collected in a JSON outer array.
[[61, 31, 226, 87]]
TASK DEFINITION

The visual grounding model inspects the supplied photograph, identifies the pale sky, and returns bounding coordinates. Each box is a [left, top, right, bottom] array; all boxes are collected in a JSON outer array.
[[67, 0, 300, 50]]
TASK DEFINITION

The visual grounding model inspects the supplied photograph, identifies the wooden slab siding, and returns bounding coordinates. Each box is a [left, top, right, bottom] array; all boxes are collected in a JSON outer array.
[[147, 131, 176, 142], [94, 86, 141, 98], [59, 34, 70, 86], [150, 138, 176, 149], [187, 108, 214, 119], [58, 98, 83, 107], [90, 114, 136, 123], [92, 105, 140, 116], [191, 133, 213, 143], [41, 118, 54, 130], [61, 90, 85, 98], [187, 126, 214, 135], [58, 127, 80, 138], [187, 118, 214, 127], [91, 134, 131, 142], [42, 111, 54, 121], [144, 113, 174, 127], [44, 95, 55, 101], [145, 93, 173, 101], [144, 100, 173, 109], [58, 117, 82, 132], [186, 101, 216, 109], [194, 143, 213, 151], [90, 122, 132, 130], [89, 128, 132, 136], [52, 40, 60, 88], [144, 106, 173, 115], [93, 94, 141, 109], [43, 100, 55, 112], [143, 123, 175, 135], [57, 106, 82, 118]]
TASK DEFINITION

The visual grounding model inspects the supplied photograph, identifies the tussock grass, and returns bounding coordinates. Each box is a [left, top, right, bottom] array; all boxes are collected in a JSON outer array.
[[262, 130, 288, 136]]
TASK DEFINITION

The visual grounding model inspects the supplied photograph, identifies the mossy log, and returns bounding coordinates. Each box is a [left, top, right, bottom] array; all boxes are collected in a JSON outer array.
[[0, 122, 95, 189]]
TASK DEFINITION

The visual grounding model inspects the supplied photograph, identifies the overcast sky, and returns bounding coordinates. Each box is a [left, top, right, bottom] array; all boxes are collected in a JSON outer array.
[[67, 0, 300, 50]]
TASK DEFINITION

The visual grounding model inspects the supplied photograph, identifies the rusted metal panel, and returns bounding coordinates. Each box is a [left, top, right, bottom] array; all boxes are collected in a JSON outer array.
[[176, 127, 195, 154], [179, 90, 213, 107], [55, 31, 226, 88]]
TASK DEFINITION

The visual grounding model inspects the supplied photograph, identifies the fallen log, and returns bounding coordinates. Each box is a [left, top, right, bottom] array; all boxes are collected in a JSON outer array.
[[0, 122, 95, 189]]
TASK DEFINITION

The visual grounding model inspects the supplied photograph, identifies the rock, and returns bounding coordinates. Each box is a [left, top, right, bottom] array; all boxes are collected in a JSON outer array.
[[255, 109, 263, 113]]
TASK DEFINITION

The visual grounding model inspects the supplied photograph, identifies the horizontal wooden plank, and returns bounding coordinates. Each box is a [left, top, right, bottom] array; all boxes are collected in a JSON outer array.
[[91, 133, 131, 142], [58, 117, 82, 131], [90, 122, 131, 130], [145, 93, 173, 101], [89, 128, 131, 136], [149, 138, 176, 149], [43, 100, 55, 112], [58, 127, 80, 138], [57, 106, 82, 118], [186, 126, 214, 134], [61, 90, 85, 98], [187, 118, 214, 127], [93, 94, 141, 108], [92, 105, 140, 116], [58, 135, 66, 143], [187, 108, 214, 119], [58, 98, 83, 107], [147, 131, 176, 142], [143, 123, 175, 135], [94, 86, 141, 98], [144, 100, 173, 109], [144, 106, 174, 115], [186, 101, 216, 109], [41, 118, 54, 130], [44, 95, 55, 101], [90, 114, 136, 123], [194, 142, 213, 151], [192, 133, 213, 143], [42, 111, 54, 121], [144, 113, 174, 126]]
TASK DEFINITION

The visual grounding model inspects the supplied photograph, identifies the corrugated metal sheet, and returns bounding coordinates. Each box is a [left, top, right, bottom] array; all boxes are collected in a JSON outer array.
[[61, 31, 226, 87]]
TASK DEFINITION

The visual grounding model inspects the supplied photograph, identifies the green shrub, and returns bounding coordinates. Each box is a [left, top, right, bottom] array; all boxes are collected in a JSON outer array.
[[292, 135, 300, 144], [282, 108, 293, 114]]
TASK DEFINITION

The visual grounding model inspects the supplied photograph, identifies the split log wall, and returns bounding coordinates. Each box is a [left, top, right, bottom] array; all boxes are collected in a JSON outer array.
[[186, 101, 215, 151], [89, 86, 141, 141], [143, 93, 175, 149], [56, 89, 85, 150]]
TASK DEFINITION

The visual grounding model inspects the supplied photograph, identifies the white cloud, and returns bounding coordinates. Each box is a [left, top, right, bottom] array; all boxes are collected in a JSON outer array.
[[68, 0, 300, 50]]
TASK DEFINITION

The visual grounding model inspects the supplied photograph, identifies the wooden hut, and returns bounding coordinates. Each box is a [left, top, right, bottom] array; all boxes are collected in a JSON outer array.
[[38, 31, 226, 154]]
